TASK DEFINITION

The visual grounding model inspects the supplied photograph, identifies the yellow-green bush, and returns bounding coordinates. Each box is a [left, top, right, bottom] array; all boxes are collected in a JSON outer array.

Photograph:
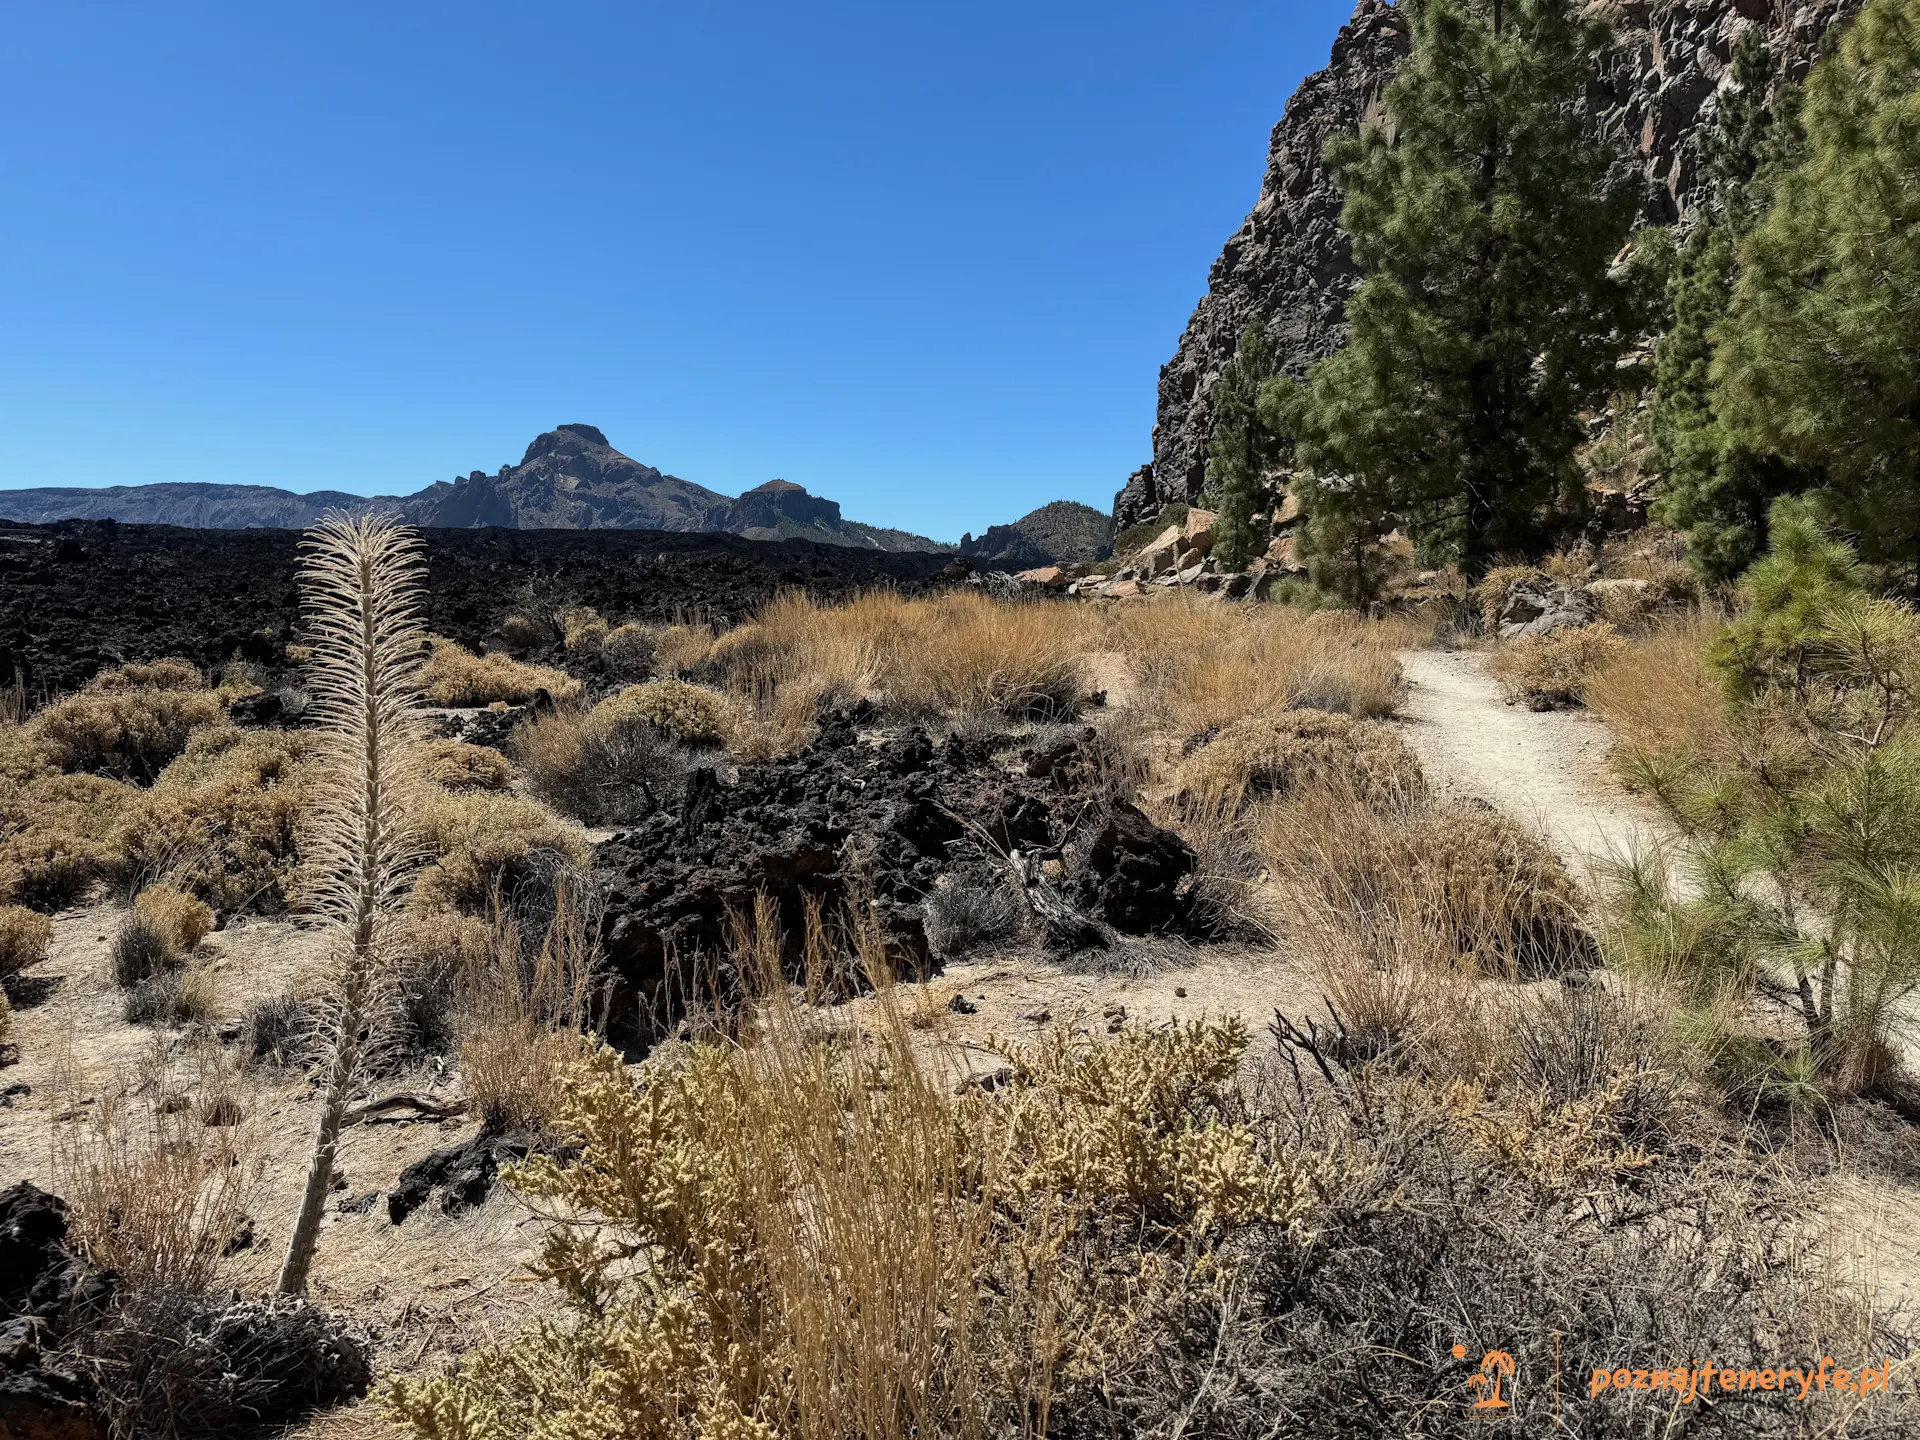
[[420, 638, 584, 707], [0, 904, 53, 978], [29, 681, 226, 780], [387, 1012, 1322, 1440], [419, 739, 514, 793], [410, 790, 590, 916], [1175, 710, 1424, 813], [598, 679, 732, 748], [0, 772, 136, 910]]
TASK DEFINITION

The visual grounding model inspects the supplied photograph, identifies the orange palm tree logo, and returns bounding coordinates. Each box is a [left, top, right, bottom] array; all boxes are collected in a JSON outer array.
[[1453, 1344, 1515, 1409]]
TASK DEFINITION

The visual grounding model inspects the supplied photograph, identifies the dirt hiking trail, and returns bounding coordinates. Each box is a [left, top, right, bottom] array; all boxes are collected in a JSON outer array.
[[1395, 648, 1660, 881]]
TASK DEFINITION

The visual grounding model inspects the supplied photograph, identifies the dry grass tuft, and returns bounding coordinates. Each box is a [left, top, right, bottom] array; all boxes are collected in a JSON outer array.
[[456, 879, 602, 1134], [1103, 598, 1409, 737], [1488, 621, 1628, 708], [133, 882, 215, 957], [1585, 611, 1736, 765], [0, 902, 53, 979], [53, 1048, 259, 1291], [1175, 710, 1423, 814], [419, 638, 584, 707]]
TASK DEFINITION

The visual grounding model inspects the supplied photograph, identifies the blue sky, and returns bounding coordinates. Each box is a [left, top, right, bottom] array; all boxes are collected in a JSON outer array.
[[0, 1, 1354, 541]]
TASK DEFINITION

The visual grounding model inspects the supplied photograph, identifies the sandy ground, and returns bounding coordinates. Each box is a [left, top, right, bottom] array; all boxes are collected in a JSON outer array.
[[1395, 648, 1663, 881]]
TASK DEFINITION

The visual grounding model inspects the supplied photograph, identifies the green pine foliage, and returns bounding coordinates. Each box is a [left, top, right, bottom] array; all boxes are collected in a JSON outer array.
[[1203, 321, 1285, 570], [1287, 0, 1642, 584], [1649, 30, 1808, 586], [1713, 0, 1920, 585]]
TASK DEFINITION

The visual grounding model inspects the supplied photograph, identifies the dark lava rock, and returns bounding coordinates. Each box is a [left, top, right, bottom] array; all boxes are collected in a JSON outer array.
[[388, 1130, 534, 1224], [0, 1183, 116, 1440], [0, 521, 956, 696], [1075, 802, 1196, 934]]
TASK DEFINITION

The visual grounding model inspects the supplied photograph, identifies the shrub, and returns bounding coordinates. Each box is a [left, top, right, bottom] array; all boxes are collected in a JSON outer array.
[[597, 679, 732, 748], [112, 911, 176, 989], [242, 991, 312, 1068], [1489, 621, 1627, 707], [420, 638, 584, 707], [29, 683, 227, 780], [0, 771, 137, 910], [83, 657, 205, 693], [124, 966, 218, 1027], [410, 790, 591, 917], [0, 904, 52, 979], [419, 739, 514, 792], [921, 880, 1022, 960], [561, 606, 610, 653], [1258, 784, 1593, 980], [515, 703, 695, 826], [600, 622, 656, 682], [133, 882, 214, 957], [1175, 710, 1424, 813], [112, 728, 312, 913]]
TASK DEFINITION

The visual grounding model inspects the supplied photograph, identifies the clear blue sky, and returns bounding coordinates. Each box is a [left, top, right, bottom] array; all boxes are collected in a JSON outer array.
[[0, 1, 1354, 541]]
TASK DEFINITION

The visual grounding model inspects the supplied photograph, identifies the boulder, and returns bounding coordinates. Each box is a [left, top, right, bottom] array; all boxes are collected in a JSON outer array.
[[1104, 579, 1145, 598], [1497, 582, 1594, 639], [1014, 565, 1070, 589], [1181, 509, 1218, 555], [1074, 802, 1196, 933]]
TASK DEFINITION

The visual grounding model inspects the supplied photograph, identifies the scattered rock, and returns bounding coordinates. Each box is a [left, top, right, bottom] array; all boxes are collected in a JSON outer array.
[[1073, 802, 1196, 934]]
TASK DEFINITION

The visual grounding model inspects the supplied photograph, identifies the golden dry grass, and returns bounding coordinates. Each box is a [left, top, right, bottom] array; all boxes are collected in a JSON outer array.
[[132, 882, 215, 957], [419, 638, 584, 707], [1100, 598, 1409, 737], [1488, 621, 1628, 707], [1584, 611, 1736, 765]]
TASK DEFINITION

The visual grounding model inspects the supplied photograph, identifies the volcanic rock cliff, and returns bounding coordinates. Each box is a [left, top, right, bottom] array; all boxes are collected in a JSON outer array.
[[1123, 0, 1864, 528]]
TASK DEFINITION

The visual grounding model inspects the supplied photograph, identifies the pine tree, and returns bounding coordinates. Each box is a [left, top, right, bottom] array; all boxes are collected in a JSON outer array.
[[1287, 0, 1642, 584], [1714, 0, 1920, 586], [1204, 321, 1286, 570], [1648, 28, 1807, 586]]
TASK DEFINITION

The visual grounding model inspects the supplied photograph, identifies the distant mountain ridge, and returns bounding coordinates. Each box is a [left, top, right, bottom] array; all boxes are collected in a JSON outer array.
[[0, 423, 952, 553], [959, 500, 1113, 568]]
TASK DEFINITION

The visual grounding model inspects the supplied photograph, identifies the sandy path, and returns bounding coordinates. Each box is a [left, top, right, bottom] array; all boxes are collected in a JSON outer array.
[[1395, 648, 1661, 881]]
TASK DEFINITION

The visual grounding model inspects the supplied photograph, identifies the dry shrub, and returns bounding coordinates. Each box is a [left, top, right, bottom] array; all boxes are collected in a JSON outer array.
[[456, 879, 601, 1134], [1488, 620, 1627, 707], [410, 789, 590, 916], [0, 902, 52, 978], [112, 910, 175, 989], [28, 682, 227, 780], [53, 1057, 258, 1290], [653, 619, 722, 677], [1104, 598, 1408, 736], [599, 678, 733, 747], [420, 637, 584, 707], [84, 657, 205, 693], [134, 882, 215, 956], [1475, 563, 1551, 629], [0, 770, 136, 910], [1585, 611, 1736, 765], [561, 605, 611, 653], [391, 902, 1323, 1440], [419, 738, 514, 792], [124, 964, 219, 1027], [1175, 710, 1423, 814], [1258, 782, 1593, 981], [515, 702, 696, 825], [242, 990, 313, 1067], [113, 727, 312, 913], [921, 879, 1023, 960], [600, 621, 656, 681]]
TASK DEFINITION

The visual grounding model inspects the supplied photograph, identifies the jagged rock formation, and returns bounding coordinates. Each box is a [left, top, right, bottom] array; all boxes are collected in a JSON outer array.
[[0, 423, 947, 551], [407, 423, 726, 531], [959, 500, 1114, 567], [716, 478, 950, 552], [1125, 0, 1864, 528]]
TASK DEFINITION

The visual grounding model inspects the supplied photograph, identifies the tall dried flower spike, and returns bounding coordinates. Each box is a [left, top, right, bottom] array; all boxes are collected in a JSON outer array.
[[278, 512, 429, 1295]]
